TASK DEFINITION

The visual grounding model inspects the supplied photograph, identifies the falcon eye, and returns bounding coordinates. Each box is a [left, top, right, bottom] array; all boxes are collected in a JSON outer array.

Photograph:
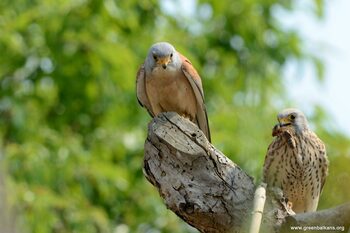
[[290, 114, 296, 120], [170, 53, 173, 58], [153, 54, 157, 61]]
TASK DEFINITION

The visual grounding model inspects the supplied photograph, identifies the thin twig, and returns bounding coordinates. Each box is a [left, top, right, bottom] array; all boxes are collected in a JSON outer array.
[[249, 183, 267, 233]]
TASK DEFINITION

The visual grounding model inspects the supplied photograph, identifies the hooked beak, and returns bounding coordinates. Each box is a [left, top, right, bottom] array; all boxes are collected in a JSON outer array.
[[278, 117, 292, 127], [157, 56, 171, 69]]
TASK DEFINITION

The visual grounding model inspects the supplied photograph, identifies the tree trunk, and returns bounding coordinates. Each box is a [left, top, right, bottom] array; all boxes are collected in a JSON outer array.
[[143, 112, 255, 232], [142, 112, 350, 233]]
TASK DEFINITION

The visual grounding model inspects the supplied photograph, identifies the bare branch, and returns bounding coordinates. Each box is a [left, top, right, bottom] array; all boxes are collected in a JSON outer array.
[[249, 183, 267, 233], [281, 202, 350, 233]]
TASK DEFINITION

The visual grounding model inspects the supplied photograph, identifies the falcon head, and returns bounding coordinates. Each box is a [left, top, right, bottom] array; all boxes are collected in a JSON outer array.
[[144, 42, 181, 73], [276, 108, 309, 133]]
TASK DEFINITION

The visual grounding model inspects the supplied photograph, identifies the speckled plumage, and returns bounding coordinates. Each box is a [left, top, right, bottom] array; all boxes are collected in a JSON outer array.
[[263, 108, 329, 213]]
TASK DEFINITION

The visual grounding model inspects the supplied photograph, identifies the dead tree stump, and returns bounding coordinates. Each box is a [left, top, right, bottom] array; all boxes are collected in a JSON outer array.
[[143, 112, 255, 232], [142, 112, 350, 233]]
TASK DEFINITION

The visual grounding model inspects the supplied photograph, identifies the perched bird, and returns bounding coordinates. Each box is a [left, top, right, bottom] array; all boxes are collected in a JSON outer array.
[[136, 42, 211, 142], [263, 108, 329, 213]]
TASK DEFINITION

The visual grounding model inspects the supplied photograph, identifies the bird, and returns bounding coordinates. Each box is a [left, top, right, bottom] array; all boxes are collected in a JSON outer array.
[[136, 42, 211, 142], [263, 108, 329, 213]]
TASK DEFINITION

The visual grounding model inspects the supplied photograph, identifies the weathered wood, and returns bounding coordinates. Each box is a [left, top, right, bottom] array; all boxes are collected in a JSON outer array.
[[281, 202, 350, 233], [142, 112, 350, 233], [261, 187, 296, 233], [143, 112, 255, 233]]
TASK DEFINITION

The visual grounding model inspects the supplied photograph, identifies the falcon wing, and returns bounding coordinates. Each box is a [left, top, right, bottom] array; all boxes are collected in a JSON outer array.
[[180, 54, 211, 142], [314, 136, 328, 193], [136, 64, 154, 117], [320, 151, 328, 193], [263, 136, 290, 187], [263, 140, 277, 183]]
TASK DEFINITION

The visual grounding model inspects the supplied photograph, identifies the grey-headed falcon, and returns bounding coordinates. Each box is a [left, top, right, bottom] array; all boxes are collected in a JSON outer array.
[[263, 108, 329, 213], [136, 42, 211, 142]]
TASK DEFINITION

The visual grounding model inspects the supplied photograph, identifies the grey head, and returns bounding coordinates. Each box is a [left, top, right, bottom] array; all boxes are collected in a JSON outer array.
[[277, 108, 309, 133], [144, 42, 182, 74]]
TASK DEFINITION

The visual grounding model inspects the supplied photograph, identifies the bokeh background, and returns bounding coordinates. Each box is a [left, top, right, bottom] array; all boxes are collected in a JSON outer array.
[[1, 0, 349, 232]]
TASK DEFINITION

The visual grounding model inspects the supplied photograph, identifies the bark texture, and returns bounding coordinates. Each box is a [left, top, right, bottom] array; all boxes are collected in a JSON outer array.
[[281, 202, 350, 233], [143, 112, 255, 233], [142, 112, 350, 233]]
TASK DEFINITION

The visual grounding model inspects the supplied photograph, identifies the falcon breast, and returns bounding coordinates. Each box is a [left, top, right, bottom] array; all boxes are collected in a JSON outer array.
[[263, 108, 329, 213]]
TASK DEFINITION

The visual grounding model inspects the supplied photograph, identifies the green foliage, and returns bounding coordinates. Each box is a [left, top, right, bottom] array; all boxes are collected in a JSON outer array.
[[0, 0, 349, 232]]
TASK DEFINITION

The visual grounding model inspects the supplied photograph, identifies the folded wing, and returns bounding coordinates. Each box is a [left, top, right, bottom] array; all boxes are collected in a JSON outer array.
[[180, 54, 211, 142]]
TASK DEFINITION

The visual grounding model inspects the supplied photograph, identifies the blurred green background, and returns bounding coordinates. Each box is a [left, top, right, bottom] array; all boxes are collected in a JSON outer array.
[[0, 0, 349, 232]]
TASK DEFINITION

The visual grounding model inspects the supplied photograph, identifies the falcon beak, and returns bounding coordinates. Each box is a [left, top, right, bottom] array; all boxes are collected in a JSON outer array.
[[278, 117, 292, 127], [157, 57, 171, 69]]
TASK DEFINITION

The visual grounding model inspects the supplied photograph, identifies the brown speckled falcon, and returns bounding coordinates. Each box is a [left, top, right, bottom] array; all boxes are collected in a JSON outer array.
[[136, 42, 211, 142], [263, 108, 329, 213]]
